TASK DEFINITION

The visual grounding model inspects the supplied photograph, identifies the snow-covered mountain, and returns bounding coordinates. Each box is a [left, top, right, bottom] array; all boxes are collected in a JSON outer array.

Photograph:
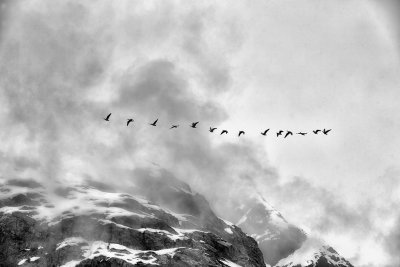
[[233, 194, 307, 265], [0, 176, 264, 266], [230, 195, 353, 267], [0, 172, 353, 267], [275, 242, 354, 267]]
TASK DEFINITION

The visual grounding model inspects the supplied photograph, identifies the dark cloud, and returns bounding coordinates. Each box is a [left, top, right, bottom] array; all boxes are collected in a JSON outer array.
[[373, 0, 400, 54], [116, 60, 227, 122], [384, 215, 400, 267]]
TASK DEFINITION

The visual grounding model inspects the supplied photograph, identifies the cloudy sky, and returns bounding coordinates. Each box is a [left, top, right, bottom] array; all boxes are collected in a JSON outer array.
[[1, 1, 400, 266]]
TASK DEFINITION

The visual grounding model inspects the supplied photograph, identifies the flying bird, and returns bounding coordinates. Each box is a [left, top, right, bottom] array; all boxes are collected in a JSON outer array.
[[323, 129, 332, 135], [313, 130, 321, 134], [150, 119, 158, 126], [170, 125, 179, 129], [191, 122, 199, 128], [104, 113, 111, 121], [238, 131, 245, 137], [297, 132, 307, 136], [261, 129, 270, 136], [126, 119, 134, 126], [209, 127, 217, 132], [220, 130, 228, 135], [284, 131, 293, 138], [276, 130, 284, 137]]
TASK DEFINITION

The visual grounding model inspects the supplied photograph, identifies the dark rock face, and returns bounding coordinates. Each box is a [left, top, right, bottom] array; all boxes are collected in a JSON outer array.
[[0, 177, 265, 267]]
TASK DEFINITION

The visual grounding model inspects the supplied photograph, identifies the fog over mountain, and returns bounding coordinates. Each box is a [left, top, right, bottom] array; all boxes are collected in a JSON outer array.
[[1, 1, 400, 266]]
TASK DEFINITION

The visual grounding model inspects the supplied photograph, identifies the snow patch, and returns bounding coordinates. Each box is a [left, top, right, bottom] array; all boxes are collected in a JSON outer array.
[[57, 237, 87, 250], [17, 259, 27, 265], [30, 257, 40, 262], [224, 228, 233, 234], [220, 259, 242, 267], [60, 260, 81, 267]]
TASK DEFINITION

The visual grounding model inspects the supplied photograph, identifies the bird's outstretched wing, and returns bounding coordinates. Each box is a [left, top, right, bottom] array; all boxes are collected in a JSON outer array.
[[263, 129, 270, 135], [238, 131, 245, 137], [104, 113, 111, 121], [284, 131, 292, 138], [150, 119, 158, 126]]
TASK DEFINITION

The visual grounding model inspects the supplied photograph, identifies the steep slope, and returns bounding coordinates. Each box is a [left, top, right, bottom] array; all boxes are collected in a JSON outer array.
[[230, 195, 307, 266], [230, 195, 353, 267], [0, 177, 265, 267]]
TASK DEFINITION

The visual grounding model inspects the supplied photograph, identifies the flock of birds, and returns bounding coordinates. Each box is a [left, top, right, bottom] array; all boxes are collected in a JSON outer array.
[[104, 113, 332, 138]]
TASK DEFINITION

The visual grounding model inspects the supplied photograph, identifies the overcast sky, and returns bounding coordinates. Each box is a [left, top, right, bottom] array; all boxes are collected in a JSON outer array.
[[1, 1, 400, 266]]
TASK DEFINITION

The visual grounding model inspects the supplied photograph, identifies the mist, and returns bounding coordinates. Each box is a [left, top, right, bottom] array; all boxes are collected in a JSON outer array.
[[1, 1, 400, 266]]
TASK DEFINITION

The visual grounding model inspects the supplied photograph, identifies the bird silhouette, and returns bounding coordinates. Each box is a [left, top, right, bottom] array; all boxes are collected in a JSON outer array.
[[104, 113, 111, 121], [297, 132, 307, 136], [238, 131, 245, 137], [323, 129, 332, 135], [150, 119, 158, 126], [277, 130, 284, 137], [313, 130, 321, 134], [170, 125, 179, 129], [126, 119, 133, 126], [220, 130, 228, 135], [261, 129, 270, 136], [284, 131, 293, 138], [191, 122, 199, 128], [209, 127, 217, 132]]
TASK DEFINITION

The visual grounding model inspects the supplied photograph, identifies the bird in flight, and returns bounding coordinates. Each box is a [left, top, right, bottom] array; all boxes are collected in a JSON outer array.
[[126, 118, 134, 126], [277, 130, 284, 137], [238, 131, 245, 137], [191, 122, 199, 128], [220, 130, 228, 135], [313, 130, 321, 134], [261, 129, 270, 136], [104, 113, 111, 121], [170, 125, 179, 129], [209, 127, 217, 132], [150, 119, 158, 126], [323, 129, 332, 135], [297, 132, 307, 136], [284, 131, 293, 138]]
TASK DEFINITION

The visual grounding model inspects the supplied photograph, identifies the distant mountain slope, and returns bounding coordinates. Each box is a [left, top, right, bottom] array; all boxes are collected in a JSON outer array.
[[227, 194, 307, 266], [275, 242, 354, 267], [0, 177, 265, 266], [229, 194, 353, 267]]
